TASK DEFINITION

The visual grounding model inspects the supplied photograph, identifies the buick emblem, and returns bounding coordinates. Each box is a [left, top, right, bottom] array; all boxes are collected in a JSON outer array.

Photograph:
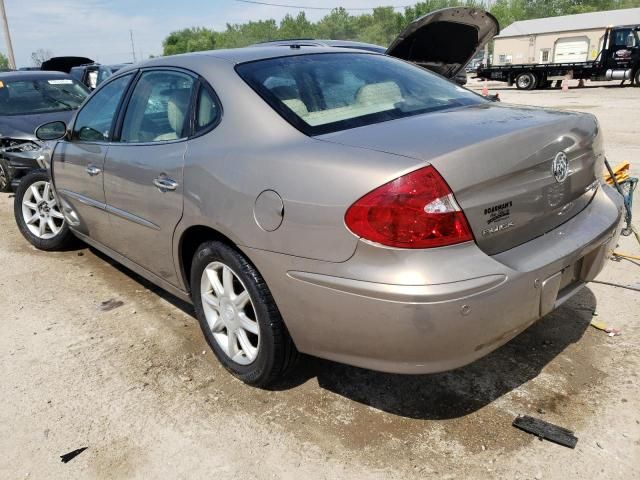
[[552, 152, 569, 183]]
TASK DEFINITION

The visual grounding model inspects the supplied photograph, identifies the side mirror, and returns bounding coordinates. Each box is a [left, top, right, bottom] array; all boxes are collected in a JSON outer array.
[[35, 121, 68, 141]]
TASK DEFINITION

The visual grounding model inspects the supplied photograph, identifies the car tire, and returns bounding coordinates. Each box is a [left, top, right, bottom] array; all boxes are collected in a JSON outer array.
[[515, 72, 537, 90], [14, 170, 74, 251], [191, 241, 299, 387], [634, 69, 640, 87], [0, 157, 12, 193]]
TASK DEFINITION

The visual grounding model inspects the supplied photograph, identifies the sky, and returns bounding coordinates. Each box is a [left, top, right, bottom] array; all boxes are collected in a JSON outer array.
[[2, 0, 418, 67]]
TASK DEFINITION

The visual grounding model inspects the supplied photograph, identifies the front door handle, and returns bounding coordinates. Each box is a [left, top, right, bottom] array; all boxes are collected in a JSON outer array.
[[153, 176, 179, 192], [86, 165, 102, 176]]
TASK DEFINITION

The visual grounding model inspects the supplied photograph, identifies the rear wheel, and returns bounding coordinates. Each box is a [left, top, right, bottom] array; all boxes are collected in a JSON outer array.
[[515, 72, 537, 90], [191, 241, 298, 387], [0, 157, 12, 193], [634, 69, 640, 87], [14, 170, 74, 251]]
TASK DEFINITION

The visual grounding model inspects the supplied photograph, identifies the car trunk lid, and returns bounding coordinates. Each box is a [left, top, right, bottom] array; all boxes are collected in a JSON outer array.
[[317, 104, 604, 255], [386, 7, 499, 78]]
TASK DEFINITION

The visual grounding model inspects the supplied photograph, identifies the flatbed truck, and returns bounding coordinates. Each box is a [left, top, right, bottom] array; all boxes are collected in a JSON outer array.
[[476, 24, 640, 89]]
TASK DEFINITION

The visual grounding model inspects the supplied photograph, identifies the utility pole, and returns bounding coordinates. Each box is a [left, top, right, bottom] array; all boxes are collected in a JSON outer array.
[[130, 30, 137, 63], [0, 0, 16, 69]]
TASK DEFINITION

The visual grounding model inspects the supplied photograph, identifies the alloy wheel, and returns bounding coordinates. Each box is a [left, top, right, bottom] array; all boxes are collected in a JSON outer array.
[[200, 261, 260, 365], [21, 180, 65, 239]]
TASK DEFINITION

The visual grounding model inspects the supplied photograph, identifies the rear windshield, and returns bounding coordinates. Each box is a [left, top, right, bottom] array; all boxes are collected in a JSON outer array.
[[0, 77, 88, 116], [236, 52, 486, 135]]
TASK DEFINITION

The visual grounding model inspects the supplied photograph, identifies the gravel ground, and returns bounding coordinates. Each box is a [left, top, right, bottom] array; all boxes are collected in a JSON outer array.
[[1, 82, 639, 480]]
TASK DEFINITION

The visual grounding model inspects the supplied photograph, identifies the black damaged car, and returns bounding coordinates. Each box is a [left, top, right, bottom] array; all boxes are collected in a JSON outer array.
[[0, 71, 89, 192]]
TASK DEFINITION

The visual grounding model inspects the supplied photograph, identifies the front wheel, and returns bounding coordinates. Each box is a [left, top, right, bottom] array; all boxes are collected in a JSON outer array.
[[191, 241, 299, 387], [0, 157, 12, 193], [14, 170, 74, 251], [515, 72, 537, 90], [634, 69, 640, 87]]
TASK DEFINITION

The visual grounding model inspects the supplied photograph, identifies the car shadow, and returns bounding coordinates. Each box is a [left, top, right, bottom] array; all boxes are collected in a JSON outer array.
[[273, 288, 597, 420], [87, 246, 195, 315], [87, 245, 597, 420]]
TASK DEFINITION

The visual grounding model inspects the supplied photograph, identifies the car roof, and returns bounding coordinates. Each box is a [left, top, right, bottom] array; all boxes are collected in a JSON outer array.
[[119, 45, 382, 74], [0, 70, 75, 81], [254, 39, 386, 51]]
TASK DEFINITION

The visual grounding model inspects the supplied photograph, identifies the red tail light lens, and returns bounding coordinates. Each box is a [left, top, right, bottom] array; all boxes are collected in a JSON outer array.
[[345, 165, 474, 248]]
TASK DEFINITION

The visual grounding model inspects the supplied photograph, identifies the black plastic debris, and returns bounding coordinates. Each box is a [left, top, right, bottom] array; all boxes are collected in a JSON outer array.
[[99, 299, 124, 312], [60, 447, 88, 463], [513, 415, 578, 449]]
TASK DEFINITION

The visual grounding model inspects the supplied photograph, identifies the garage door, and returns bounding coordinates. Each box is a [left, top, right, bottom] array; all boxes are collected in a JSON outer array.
[[554, 37, 589, 62]]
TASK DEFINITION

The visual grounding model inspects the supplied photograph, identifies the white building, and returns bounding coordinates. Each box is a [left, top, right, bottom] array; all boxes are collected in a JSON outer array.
[[493, 7, 640, 65]]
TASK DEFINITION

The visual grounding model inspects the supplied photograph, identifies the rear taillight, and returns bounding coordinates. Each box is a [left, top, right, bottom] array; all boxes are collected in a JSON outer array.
[[345, 165, 474, 249]]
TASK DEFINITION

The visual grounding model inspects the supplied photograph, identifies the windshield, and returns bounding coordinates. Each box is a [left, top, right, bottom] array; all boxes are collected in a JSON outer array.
[[236, 53, 486, 135], [0, 77, 89, 116]]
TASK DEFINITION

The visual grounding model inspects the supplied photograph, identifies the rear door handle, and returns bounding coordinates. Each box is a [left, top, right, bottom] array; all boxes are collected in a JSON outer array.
[[86, 165, 102, 176], [153, 176, 179, 192]]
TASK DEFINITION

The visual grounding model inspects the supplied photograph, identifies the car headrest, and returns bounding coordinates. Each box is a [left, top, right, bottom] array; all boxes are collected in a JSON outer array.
[[355, 81, 402, 106], [167, 88, 192, 135]]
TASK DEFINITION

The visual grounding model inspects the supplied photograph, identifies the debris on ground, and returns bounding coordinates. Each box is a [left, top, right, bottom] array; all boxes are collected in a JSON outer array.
[[98, 299, 124, 312], [60, 447, 88, 463], [590, 319, 622, 337], [512, 415, 578, 449]]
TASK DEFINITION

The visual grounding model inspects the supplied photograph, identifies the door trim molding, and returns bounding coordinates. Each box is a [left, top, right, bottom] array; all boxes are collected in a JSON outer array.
[[106, 204, 160, 230]]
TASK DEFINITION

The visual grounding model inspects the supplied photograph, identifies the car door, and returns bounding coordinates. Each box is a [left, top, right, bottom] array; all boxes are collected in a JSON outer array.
[[53, 72, 134, 241], [102, 69, 196, 286]]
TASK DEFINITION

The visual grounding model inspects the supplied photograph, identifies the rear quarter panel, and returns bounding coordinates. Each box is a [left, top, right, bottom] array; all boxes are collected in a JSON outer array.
[[174, 57, 422, 277]]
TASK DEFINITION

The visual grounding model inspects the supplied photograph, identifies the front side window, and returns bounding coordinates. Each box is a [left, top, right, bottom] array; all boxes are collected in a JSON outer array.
[[0, 77, 88, 116], [237, 53, 486, 135], [73, 73, 133, 142], [120, 70, 195, 143]]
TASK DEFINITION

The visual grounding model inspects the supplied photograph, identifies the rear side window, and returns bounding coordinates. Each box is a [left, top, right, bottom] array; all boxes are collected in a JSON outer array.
[[196, 86, 221, 132], [236, 53, 486, 136], [120, 70, 195, 143]]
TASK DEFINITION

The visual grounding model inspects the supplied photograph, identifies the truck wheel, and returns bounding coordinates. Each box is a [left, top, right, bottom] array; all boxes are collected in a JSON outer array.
[[515, 72, 537, 90], [0, 157, 12, 193]]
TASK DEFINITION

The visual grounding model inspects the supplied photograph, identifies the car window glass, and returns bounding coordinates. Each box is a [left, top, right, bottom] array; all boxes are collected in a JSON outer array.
[[0, 77, 88, 116], [196, 86, 220, 131], [237, 53, 486, 136], [73, 73, 132, 142], [120, 71, 195, 143]]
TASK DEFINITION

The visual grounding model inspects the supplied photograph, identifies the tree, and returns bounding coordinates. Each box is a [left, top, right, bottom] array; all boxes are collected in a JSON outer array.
[[315, 8, 358, 40], [279, 12, 314, 40], [160, 0, 640, 55], [0, 52, 9, 70], [31, 49, 53, 67], [163, 27, 217, 56]]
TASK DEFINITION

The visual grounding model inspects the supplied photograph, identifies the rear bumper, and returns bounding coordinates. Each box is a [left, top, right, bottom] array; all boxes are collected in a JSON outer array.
[[242, 184, 624, 374]]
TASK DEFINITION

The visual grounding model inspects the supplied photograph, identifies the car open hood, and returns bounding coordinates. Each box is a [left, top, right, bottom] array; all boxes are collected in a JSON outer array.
[[386, 7, 499, 78], [41, 56, 94, 73]]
